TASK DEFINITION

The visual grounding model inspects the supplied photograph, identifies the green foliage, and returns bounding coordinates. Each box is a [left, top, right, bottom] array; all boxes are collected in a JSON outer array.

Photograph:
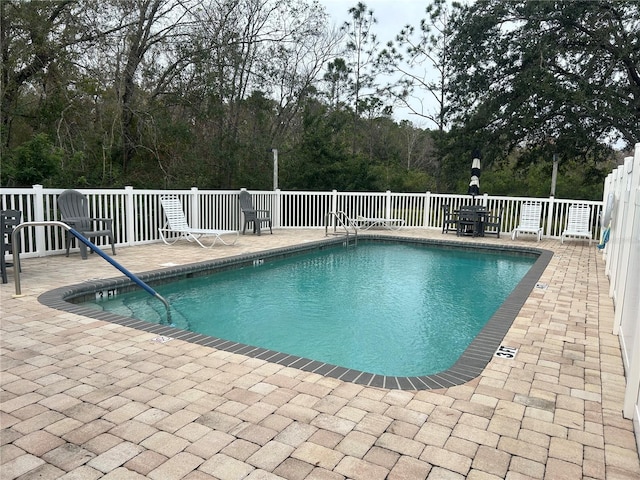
[[480, 152, 616, 200], [2, 134, 62, 186], [447, 0, 639, 160], [0, 0, 627, 198], [285, 104, 354, 190], [370, 164, 435, 193]]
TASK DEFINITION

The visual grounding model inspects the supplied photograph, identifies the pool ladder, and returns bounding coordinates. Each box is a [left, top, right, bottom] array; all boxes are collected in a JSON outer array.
[[325, 211, 358, 246]]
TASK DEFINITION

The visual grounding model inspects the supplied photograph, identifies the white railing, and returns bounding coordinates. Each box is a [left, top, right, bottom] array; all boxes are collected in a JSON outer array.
[[602, 143, 640, 451], [1, 185, 603, 259]]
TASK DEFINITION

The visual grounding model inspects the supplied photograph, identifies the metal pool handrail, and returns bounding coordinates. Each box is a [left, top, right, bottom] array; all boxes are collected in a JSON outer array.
[[11, 221, 171, 323], [325, 211, 358, 245]]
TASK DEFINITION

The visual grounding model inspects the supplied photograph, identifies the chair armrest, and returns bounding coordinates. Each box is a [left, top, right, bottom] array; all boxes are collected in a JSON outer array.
[[60, 217, 84, 228], [90, 218, 113, 229], [62, 217, 113, 229], [90, 217, 113, 224]]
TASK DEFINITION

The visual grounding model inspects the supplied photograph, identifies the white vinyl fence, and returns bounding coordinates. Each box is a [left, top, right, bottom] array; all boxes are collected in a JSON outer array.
[[602, 143, 640, 452], [1, 186, 602, 259]]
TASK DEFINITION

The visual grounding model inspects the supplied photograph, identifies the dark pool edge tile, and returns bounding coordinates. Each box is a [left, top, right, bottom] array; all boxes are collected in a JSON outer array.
[[37, 237, 553, 391]]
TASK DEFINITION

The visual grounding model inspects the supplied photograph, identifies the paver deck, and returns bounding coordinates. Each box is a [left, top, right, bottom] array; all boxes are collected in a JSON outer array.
[[2, 228, 639, 479]]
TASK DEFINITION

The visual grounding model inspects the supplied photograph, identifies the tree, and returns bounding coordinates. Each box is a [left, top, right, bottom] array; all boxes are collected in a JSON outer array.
[[377, 0, 460, 132], [324, 58, 351, 110], [0, 0, 89, 148], [2, 134, 62, 186], [447, 0, 640, 164], [95, 0, 196, 174], [339, 2, 385, 157], [260, 1, 342, 147], [341, 2, 380, 118], [177, 0, 338, 187]]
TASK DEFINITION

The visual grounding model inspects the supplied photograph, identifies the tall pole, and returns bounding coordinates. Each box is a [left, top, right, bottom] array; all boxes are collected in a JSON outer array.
[[551, 153, 558, 197], [272, 148, 278, 191]]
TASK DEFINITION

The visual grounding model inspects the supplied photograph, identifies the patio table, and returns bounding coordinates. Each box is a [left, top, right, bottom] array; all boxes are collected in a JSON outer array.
[[455, 206, 488, 237]]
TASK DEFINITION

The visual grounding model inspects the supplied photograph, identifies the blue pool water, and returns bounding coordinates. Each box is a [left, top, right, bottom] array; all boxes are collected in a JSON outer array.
[[88, 243, 535, 376]]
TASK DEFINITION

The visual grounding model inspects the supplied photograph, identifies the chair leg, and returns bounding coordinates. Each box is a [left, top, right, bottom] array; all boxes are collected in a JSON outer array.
[[74, 230, 90, 259], [1, 258, 7, 284]]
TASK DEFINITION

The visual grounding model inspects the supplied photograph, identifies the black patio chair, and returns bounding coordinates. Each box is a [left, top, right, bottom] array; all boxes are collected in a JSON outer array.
[[58, 189, 116, 259], [239, 190, 272, 235], [442, 204, 458, 234], [456, 205, 481, 237], [1, 210, 22, 283], [483, 207, 504, 238]]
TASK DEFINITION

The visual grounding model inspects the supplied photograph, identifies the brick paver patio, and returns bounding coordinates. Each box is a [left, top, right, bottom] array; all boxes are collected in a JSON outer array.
[[1, 228, 639, 479]]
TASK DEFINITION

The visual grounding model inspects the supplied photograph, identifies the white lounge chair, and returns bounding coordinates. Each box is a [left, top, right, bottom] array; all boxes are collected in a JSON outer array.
[[511, 202, 543, 241], [159, 197, 238, 247], [355, 215, 405, 230], [561, 205, 592, 244]]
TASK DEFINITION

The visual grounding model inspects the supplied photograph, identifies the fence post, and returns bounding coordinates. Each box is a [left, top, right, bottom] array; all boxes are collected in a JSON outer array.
[[32, 184, 46, 255], [190, 187, 200, 229], [124, 186, 135, 246], [273, 189, 281, 229], [331, 190, 338, 214], [385, 190, 392, 219], [424, 192, 431, 228], [545, 196, 556, 238]]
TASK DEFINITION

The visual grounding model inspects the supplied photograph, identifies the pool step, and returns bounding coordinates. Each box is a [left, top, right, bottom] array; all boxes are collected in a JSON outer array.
[[97, 295, 190, 329]]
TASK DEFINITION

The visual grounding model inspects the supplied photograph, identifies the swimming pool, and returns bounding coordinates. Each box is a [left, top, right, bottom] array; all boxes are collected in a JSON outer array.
[[40, 237, 552, 390]]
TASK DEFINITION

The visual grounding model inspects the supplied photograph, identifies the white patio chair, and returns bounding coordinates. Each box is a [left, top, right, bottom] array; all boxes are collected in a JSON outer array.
[[511, 202, 543, 241], [561, 205, 592, 245], [159, 197, 238, 247]]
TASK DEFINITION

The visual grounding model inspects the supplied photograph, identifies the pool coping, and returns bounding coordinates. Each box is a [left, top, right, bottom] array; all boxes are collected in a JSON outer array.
[[38, 236, 553, 390]]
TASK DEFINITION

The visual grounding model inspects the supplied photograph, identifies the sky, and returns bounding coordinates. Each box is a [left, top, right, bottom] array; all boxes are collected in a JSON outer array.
[[319, 0, 430, 42]]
